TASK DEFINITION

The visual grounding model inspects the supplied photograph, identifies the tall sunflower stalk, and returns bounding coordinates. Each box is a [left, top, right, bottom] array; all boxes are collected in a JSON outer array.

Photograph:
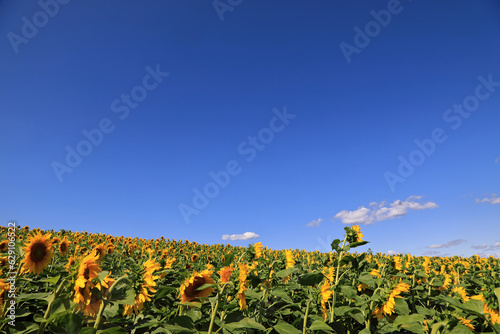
[[329, 225, 367, 323]]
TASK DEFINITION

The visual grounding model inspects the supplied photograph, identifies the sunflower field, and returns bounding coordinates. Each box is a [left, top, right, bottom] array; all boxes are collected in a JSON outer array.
[[1, 225, 499, 334]]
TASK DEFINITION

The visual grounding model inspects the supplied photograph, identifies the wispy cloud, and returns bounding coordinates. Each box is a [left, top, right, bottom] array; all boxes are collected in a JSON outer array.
[[333, 196, 438, 225], [495, 157, 500, 164], [427, 239, 466, 249], [306, 218, 323, 227], [476, 194, 500, 205], [222, 232, 259, 241], [474, 241, 500, 251]]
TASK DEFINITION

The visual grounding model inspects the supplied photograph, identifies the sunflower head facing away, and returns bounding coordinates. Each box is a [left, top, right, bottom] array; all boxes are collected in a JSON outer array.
[[346, 225, 364, 244], [21, 232, 54, 274], [179, 270, 215, 303]]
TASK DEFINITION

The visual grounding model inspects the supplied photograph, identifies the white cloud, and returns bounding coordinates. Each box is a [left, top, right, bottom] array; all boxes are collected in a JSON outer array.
[[427, 239, 466, 249], [306, 218, 323, 227], [222, 232, 259, 241], [334, 206, 371, 224], [476, 194, 500, 205], [471, 244, 488, 250], [492, 241, 500, 248], [333, 196, 438, 225], [387, 250, 397, 255], [495, 157, 500, 164]]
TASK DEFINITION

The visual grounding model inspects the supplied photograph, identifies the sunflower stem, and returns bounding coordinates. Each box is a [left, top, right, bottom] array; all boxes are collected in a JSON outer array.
[[94, 276, 128, 330], [330, 234, 348, 322], [38, 276, 68, 334], [208, 283, 226, 334], [302, 298, 311, 334]]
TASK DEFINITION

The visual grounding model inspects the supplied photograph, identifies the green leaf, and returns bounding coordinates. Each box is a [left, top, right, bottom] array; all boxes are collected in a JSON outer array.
[[97, 270, 110, 281], [399, 322, 425, 334], [462, 299, 485, 316], [274, 321, 301, 334], [298, 271, 324, 286], [358, 329, 371, 334], [449, 323, 473, 334], [103, 302, 120, 319], [358, 272, 376, 288], [159, 324, 196, 334], [331, 239, 342, 252], [309, 320, 334, 333], [340, 285, 357, 300], [394, 314, 425, 327], [495, 287, 500, 313], [272, 288, 292, 302], [222, 317, 267, 331], [416, 305, 435, 317], [348, 241, 369, 248], [276, 267, 298, 278], [346, 308, 364, 324], [171, 316, 195, 329], [340, 255, 355, 267], [394, 297, 410, 315], [334, 306, 351, 316], [39, 275, 61, 285], [223, 253, 235, 266], [17, 292, 51, 302], [108, 278, 136, 305], [52, 313, 83, 334]]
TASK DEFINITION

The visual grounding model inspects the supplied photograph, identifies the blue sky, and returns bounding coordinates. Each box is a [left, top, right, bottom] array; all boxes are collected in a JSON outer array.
[[1, 0, 500, 257]]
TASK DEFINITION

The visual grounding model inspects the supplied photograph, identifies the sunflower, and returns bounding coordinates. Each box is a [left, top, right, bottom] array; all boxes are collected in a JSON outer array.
[[74, 253, 101, 293], [179, 269, 215, 303], [106, 245, 114, 255], [437, 274, 451, 292], [84, 287, 102, 317], [84, 272, 115, 317], [370, 269, 381, 278], [320, 279, 333, 320], [351, 225, 364, 242], [0, 279, 10, 305], [452, 286, 470, 302], [0, 241, 9, 252], [218, 265, 233, 284], [164, 257, 176, 269], [237, 263, 248, 310], [92, 244, 106, 262], [191, 253, 199, 262], [123, 258, 161, 316], [285, 249, 295, 269], [73, 253, 102, 313], [372, 283, 410, 320], [59, 238, 70, 256], [254, 242, 263, 259], [394, 256, 402, 271], [20, 231, 54, 274]]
